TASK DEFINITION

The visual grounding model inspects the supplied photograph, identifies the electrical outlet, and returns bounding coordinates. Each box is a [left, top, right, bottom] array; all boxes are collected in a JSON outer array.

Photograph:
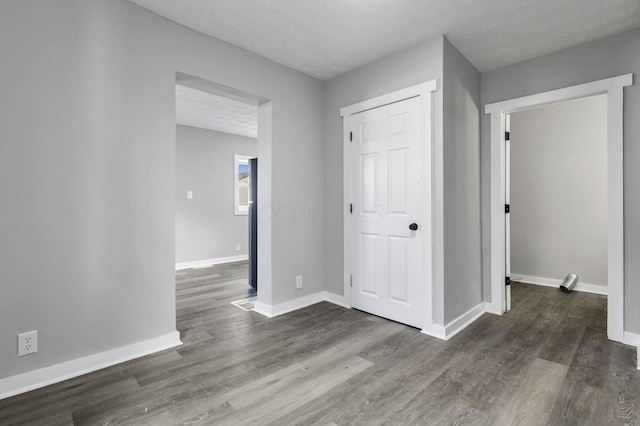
[[187, 191, 193, 199], [296, 275, 303, 289], [18, 330, 38, 356], [236, 243, 241, 252]]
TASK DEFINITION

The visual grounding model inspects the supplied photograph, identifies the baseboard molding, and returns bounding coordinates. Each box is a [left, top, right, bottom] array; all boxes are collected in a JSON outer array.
[[253, 291, 486, 343], [513, 273, 608, 296], [175, 255, 248, 270], [323, 291, 350, 308], [421, 303, 487, 341], [443, 303, 486, 340], [483, 301, 503, 315], [421, 324, 447, 340], [0, 331, 182, 401], [623, 331, 640, 347], [625, 332, 640, 370], [253, 291, 353, 319], [253, 292, 326, 318]]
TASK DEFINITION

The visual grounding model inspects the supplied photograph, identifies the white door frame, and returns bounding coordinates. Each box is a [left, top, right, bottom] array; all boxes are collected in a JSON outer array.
[[340, 80, 445, 337], [485, 74, 633, 343]]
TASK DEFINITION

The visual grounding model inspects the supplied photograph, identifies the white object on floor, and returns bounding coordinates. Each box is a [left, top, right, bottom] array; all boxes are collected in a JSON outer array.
[[231, 298, 256, 312]]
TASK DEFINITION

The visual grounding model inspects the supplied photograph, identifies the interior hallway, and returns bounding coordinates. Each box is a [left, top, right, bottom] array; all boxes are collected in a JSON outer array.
[[0, 264, 638, 425]]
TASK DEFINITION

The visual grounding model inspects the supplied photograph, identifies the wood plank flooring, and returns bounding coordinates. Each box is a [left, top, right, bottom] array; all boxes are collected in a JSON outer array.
[[1, 264, 638, 425]]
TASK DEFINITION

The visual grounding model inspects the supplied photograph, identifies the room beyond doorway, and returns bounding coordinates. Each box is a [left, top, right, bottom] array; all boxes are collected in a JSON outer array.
[[507, 95, 608, 310], [485, 74, 632, 343], [173, 72, 271, 321]]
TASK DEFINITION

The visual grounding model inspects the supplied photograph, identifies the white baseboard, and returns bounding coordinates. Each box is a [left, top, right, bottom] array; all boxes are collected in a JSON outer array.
[[513, 273, 608, 296], [251, 301, 273, 317], [323, 291, 350, 308], [625, 332, 640, 370], [175, 255, 248, 270], [623, 331, 640, 347], [0, 331, 182, 401], [444, 303, 486, 340], [484, 301, 503, 315], [253, 292, 326, 318], [253, 291, 353, 318], [422, 303, 487, 341], [253, 292, 486, 343], [421, 324, 447, 340]]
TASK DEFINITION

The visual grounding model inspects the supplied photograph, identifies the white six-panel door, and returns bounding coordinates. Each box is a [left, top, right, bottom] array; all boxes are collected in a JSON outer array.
[[349, 96, 425, 328]]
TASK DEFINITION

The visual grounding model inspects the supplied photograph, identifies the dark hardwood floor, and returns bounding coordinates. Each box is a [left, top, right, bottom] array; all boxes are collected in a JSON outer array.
[[1, 263, 638, 425]]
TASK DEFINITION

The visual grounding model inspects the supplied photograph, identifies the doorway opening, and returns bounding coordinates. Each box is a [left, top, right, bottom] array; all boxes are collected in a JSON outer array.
[[485, 74, 633, 343], [505, 95, 608, 312], [173, 72, 270, 337]]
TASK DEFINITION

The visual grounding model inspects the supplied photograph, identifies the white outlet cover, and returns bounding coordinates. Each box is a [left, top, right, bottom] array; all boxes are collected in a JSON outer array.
[[187, 191, 193, 199], [18, 330, 38, 356], [296, 275, 303, 288], [236, 243, 241, 251]]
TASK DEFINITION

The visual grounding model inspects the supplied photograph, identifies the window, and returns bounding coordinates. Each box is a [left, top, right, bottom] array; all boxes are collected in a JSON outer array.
[[234, 154, 252, 215]]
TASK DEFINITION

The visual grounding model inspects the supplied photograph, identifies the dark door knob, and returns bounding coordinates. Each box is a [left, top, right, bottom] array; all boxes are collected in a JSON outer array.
[[409, 223, 418, 231]]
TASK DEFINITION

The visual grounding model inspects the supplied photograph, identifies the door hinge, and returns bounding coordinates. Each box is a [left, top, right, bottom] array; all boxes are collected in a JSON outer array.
[[505, 131, 510, 141], [350, 275, 353, 287], [505, 204, 510, 214], [350, 203, 353, 214], [350, 131, 353, 142], [505, 276, 511, 286]]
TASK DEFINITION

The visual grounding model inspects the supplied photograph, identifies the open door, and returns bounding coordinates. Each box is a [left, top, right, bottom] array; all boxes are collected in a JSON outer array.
[[505, 114, 512, 311]]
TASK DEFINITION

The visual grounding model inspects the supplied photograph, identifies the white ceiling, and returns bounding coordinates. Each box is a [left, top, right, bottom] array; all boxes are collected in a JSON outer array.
[[175, 84, 258, 138], [129, 0, 640, 80]]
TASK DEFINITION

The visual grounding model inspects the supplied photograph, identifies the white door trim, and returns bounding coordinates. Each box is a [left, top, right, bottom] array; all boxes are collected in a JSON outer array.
[[340, 80, 443, 336], [484, 73, 633, 343]]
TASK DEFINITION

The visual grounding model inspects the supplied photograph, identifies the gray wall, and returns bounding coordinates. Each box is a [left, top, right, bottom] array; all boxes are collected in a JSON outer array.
[[175, 125, 257, 264], [322, 37, 444, 298], [0, 0, 324, 380], [442, 39, 483, 323], [481, 28, 640, 333], [510, 97, 608, 287]]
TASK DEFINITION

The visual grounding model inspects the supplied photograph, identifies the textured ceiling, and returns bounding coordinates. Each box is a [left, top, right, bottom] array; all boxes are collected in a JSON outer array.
[[175, 84, 258, 138], [129, 0, 640, 80]]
